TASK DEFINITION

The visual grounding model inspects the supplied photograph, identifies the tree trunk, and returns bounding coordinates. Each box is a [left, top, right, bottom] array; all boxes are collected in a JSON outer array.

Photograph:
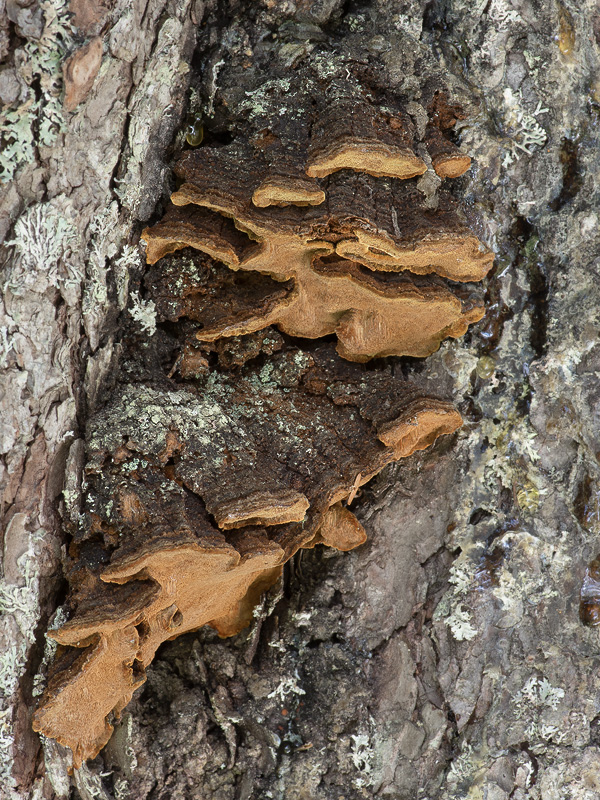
[[2, 0, 600, 798]]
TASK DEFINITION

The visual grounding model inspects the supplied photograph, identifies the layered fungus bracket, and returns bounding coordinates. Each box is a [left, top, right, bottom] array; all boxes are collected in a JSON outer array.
[[34, 44, 492, 770], [33, 345, 462, 766], [142, 75, 492, 362]]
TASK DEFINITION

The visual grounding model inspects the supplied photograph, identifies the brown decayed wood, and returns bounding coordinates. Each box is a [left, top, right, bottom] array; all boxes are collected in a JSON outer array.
[[145, 247, 294, 344], [32, 344, 462, 766], [148, 147, 491, 282]]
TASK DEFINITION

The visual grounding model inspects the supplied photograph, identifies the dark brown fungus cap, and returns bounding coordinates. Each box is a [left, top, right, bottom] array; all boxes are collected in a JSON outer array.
[[425, 123, 472, 178], [141, 77, 492, 363], [305, 97, 427, 179]]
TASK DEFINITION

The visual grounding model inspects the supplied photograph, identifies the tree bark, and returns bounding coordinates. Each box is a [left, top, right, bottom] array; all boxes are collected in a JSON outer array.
[[2, 0, 600, 798]]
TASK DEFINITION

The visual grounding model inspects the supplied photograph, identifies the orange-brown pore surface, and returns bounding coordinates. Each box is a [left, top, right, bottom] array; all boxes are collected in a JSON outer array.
[[33, 344, 462, 767], [142, 142, 492, 361]]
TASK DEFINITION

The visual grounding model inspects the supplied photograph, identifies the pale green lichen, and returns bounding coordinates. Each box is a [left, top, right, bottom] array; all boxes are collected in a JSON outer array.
[[73, 762, 114, 800], [267, 671, 306, 702], [239, 78, 293, 119], [445, 603, 478, 641], [436, 548, 482, 638], [0, 326, 15, 370], [519, 675, 565, 710], [448, 742, 478, 782], [290, 610, 314, 627], [84, 204, 122, 308], [479, 414, 541, 491], [0, 0, 73, 182], [350, 731, 375, 789], [512, 674, 569, 752], [486, 0, 523, 27], [448, 557, 481, 596], [4, 201, 82, 293], [500, 90, 549, 166], [114, 244, 142, 310]]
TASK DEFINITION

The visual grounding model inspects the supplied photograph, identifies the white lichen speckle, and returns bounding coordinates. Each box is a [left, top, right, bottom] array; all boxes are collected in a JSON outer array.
[[114, 244, 142, 309], [519, 676, 565, 710], [350, 732, 375, 788], [129, 291, 157, 336], [448, 558, 478, 595], [500, 90, 549, 166], [268, 672, 306, 702], [448, 742, 477, 782], [4, 201, 81, 292], [446, 604, 478, 641]]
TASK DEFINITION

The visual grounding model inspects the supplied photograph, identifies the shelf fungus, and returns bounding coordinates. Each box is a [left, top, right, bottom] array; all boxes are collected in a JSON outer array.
[[34, 54, 491, 769], [141, 87, 492, 362], [33, 345, 462, 766]]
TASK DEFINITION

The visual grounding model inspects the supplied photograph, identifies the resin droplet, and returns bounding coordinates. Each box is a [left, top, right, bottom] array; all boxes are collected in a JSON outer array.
[[185, 115, 204, 147], [476, 355, 495, 380], [557, 6, 575, 57]]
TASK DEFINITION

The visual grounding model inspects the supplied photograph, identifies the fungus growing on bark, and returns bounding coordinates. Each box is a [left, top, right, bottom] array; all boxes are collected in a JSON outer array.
[[34, 52, 491, 769], [33, 344, 462, 766], [141, 86, 491, 361], [142, 161, 491, 361], [305, 96, 427, 179], [424, 89, 473, 178]]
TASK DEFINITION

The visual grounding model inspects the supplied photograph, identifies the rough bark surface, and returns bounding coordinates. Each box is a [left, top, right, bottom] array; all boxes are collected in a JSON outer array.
[[1, 0, 600, 798]]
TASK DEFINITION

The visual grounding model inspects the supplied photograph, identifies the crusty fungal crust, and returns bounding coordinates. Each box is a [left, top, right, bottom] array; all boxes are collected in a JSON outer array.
[[211, 489, 311, 529], [305, 95, 427, 179], [305, 139, 427, 179], [34, 540, 284, 768], [140, 80, 492, 363], [252, 177, 326, 207], [425, 124, 472, 178], [306, 503, 368, 551]]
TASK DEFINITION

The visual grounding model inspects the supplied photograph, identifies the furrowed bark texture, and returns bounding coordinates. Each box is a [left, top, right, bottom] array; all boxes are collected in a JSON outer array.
[[1, 0, 600, 798]]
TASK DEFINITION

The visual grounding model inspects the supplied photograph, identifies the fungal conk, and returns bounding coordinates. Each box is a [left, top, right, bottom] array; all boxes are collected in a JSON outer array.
[[33, 40, 493, 768]]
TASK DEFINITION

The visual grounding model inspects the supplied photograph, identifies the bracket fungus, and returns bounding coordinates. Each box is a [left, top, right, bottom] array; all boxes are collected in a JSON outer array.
[[142, 88, 491, 362], [33, 345, 462, 766], [34, 54, 492, 768]]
